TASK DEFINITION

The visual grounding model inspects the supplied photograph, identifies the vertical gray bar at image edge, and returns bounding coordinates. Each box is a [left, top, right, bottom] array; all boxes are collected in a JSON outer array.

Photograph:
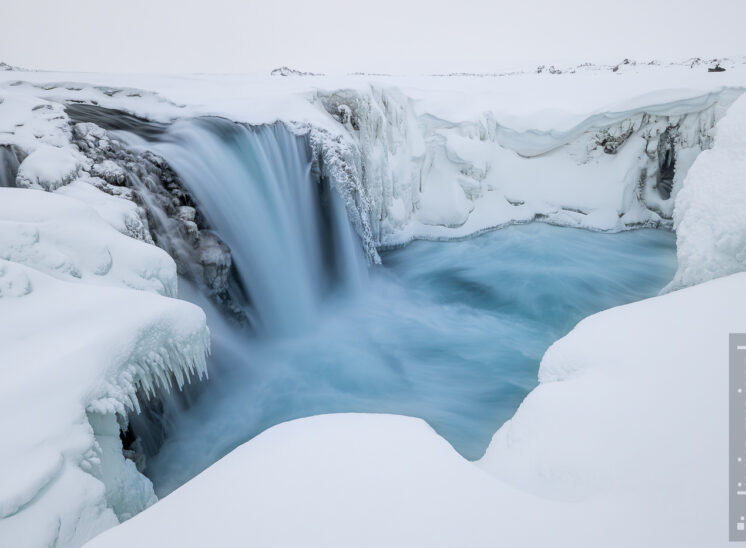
[[730, 333, 746, 541]]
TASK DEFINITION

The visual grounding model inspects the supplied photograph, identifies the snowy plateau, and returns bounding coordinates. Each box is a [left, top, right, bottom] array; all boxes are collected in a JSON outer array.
[[0, 58, 745, 547]]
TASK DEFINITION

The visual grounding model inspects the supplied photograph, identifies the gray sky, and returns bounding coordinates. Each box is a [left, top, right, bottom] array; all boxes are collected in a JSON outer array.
[[1, 0, 745, 74]]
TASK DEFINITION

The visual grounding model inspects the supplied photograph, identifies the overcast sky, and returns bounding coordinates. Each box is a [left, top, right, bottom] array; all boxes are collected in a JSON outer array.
[[1, 0, 745, 74]]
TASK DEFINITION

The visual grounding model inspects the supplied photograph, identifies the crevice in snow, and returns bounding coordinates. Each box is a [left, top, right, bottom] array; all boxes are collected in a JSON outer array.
[[63, 106, 241, 317]]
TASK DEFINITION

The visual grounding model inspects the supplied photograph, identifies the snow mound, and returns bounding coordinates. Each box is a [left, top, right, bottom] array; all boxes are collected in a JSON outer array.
[[0, 188, 174, 296], [55, 180, 153, 243], [665, 93, 746, 290], [84, 414, 550, 548], [0, 187, 210, 548], [15, 144, 83, 190], [86, 272, 746, 548], [270, 66, 323, 77]]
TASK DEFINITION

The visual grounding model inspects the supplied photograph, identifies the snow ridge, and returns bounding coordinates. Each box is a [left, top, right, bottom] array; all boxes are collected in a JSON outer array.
[[87, 324, 209, 418]]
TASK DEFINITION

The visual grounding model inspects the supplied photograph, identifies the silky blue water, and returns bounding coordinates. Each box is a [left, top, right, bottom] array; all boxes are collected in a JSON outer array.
[[118, 119, 677, 497], [122, 119, 366, 336], [146, 223, 675, 496]]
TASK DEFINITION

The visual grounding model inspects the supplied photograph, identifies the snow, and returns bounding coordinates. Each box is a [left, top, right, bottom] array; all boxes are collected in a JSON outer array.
[[666, 93, 746, 290], [85, 271, 746, 548], [0, 60, 745, 547], [55, 180, 153, 243], [2, 61, 742, 263], [316, 85, 738, 251], [0, 189, 210, 548], [0, 188, 174, 296]]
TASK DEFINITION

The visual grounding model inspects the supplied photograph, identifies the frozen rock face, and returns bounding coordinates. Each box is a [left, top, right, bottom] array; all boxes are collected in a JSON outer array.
[[65, 106, 236, 308], [314, 87, 425, 250], [1, 78, 739, 272], [665, 93, 746, 291], [0, 90, 235, 309], [312, 87, 739, 248], [306, 124, 382, 263]]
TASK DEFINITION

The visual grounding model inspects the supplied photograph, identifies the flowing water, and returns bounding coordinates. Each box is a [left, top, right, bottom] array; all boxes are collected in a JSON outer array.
[[113, 118, 676, 497]]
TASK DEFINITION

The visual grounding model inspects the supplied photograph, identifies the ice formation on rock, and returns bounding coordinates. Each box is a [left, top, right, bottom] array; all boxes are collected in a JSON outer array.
[[0, 62, 744, 548], [0, 188, 175, 295], [312, 87, 740, 249], [665, 93, 746, 290], [0, 189, 209, 548]]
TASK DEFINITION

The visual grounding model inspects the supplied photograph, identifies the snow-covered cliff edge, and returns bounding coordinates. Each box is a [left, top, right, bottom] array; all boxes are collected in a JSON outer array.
[[0, 189, 209, 548], [666, 93, 746, 290]]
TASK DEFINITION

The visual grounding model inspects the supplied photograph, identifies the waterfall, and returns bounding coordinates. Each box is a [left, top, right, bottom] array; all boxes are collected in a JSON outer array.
[[67, 109, 676, 496], [0, 146, 20, 188], [120, 118, 367, 336]]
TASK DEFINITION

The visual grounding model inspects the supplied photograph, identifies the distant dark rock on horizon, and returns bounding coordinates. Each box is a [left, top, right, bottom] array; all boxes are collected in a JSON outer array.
[[270, 66, 323, 77]]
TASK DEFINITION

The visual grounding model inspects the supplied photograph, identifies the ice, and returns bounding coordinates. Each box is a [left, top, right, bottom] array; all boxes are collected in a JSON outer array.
[[0, 188, 175, 296], [315, 87, 739, 249], [0, 189, 209, 548], [665, 93, 746, 290]]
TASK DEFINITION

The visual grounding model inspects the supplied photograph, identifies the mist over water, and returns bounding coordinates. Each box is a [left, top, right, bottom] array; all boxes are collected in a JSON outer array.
[[117, 118, 676, 497]]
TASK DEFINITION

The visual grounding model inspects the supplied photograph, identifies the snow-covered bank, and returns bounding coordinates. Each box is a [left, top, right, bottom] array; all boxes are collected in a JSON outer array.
[[1, 60, 744, 262], [85, 269, 746, 548], [666, 93, 746, 290], [0, 189, 209, 548]]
